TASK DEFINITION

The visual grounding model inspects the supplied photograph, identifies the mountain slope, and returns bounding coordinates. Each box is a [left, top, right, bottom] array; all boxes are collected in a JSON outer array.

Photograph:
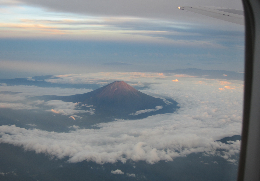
[[80, 81, 166, 116], [46, 81, 178, 119]]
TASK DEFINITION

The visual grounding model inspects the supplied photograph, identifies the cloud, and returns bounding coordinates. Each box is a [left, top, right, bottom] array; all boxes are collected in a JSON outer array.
[[219, 81, 231, 85], [0, 73, 243, 165], [0, 19, 229, 46], [0, 60, 101, 75], [130, 106, 163, 116], [0, 93, 26, 102], [126, 173, 136, 177], [18, 0, 243, 20], [0, 0, 21, 5], [174, 74, 196, 78], [50, 109, 60, 114], [46, 100, 95, 116], [45, 72, 167, 85], [224, 86, 235, 90], [0, 84, 91, 97], [172, 79, 179, 82], [0, 72, 243, 164], [69, 116, 76, 120], [111, 169, 124, 174], [0, 103, 36, 110], [0, 171, 17, 177], [26, 124, 36, 127], [0, 22, 65, 35], [0, 84, 93, 118], [0, 123, 241, 164], [219, 85, 237, 91], [68, 125, 80, 129], [167, 69, 244, 81], [0, 1, 244, 47], [103, 62, 132, 66]]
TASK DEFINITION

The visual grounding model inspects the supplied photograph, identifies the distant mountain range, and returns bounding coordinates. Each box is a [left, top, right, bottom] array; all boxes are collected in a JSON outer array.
[[41, 81, 178, 119]]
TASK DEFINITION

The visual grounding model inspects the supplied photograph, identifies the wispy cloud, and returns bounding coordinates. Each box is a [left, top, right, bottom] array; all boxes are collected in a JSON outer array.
[[17, 0, 243, 20], [45, 72, 167, 85], [0, 4, 243, 47], [126, 173, 136, 177], [46, 100, 95, 116], [174, 74, 196, 78], [111, 169, 124, 174], [0, 102, 36, 109], [0, 22, 65, 34], [0, 0, 21, 6], [130, 106, 163, 116]]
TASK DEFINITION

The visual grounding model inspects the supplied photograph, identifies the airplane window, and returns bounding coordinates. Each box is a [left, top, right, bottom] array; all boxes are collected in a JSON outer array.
[[0, 0, 245, 180]]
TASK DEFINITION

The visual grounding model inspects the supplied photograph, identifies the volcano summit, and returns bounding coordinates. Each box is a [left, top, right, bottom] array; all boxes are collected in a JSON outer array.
[[48, 81, 178, 119], [81, 81, 165, 112]]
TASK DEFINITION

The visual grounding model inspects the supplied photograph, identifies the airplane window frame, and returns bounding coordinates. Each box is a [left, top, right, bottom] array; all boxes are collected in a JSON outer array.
[[238, 0, 260, 180]]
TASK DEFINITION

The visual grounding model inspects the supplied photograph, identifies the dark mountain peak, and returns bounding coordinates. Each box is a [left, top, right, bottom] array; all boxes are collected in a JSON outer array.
[[78, 81, 178, 118], [46, 81, 179, 119], [94, 81, 140, 99], [81, 81, 166, 113]]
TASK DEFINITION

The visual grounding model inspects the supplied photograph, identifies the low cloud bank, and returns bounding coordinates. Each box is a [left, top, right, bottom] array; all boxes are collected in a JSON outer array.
[[0, 123, 241, 164], [0, 73, 243, 164]]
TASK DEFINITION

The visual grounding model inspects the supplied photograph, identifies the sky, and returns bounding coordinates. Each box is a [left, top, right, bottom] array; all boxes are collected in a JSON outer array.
[[0, 1, 245, 178], [0, 0, 244, 78]]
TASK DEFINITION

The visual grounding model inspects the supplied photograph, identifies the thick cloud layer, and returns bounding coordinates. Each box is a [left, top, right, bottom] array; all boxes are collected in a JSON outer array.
[[0, 72, 243, 164]]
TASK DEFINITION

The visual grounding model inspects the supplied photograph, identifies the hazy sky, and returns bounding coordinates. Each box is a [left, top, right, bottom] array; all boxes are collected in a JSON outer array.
[[0, 0, 244, 78]]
